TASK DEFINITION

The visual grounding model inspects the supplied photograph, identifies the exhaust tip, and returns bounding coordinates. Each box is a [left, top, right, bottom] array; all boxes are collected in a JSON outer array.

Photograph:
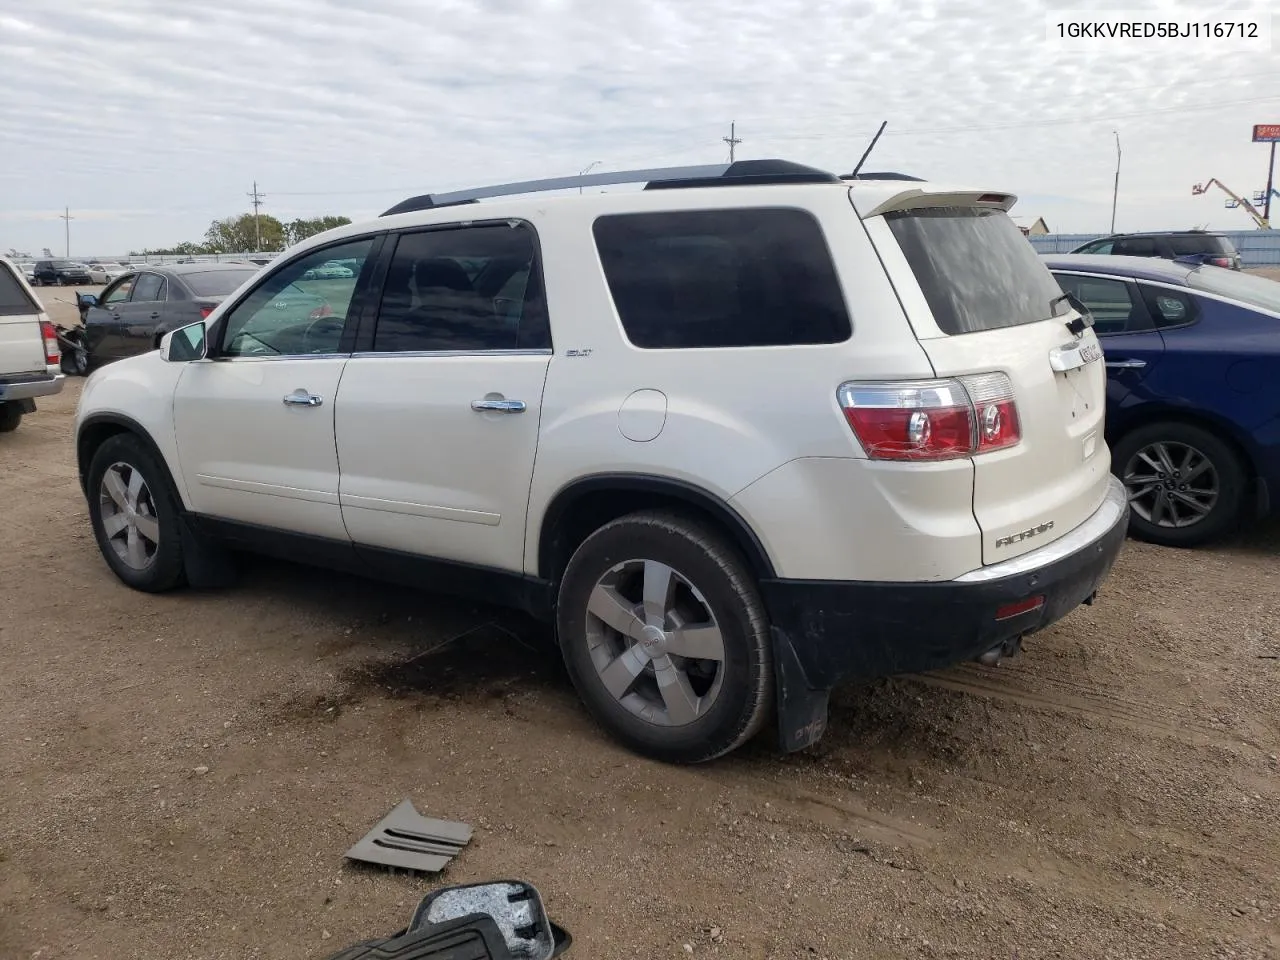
[[976, 635, 1023, 667]]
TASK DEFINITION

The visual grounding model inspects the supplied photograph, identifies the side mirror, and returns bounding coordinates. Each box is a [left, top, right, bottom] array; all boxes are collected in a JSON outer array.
[[160, 320, 207, 362], [77, 293, 98, 308]]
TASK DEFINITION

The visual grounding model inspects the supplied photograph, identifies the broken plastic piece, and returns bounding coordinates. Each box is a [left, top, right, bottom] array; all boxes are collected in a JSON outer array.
[[345, 799, 472, 873]]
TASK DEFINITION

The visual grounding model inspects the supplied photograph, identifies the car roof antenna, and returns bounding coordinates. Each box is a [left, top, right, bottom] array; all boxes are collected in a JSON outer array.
[[849, 121, 888, 179]]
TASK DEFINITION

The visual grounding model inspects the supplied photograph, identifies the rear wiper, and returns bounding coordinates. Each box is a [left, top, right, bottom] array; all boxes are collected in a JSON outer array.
[[1051, 291, 1094, 336]]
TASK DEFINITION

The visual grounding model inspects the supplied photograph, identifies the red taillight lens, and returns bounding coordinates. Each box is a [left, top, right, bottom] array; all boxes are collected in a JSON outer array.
[[838, 373, 1021, 461], [199, 306, 215, 319], [963, 372, 1021, 453], [996, 595, 1045, 621], [39, 320, 60, 365], [1210, 256, 1231, 268], [308, 303, 334, 320]]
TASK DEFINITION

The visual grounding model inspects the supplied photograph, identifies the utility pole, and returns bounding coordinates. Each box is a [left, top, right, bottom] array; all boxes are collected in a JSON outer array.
[[1109, 131, 1121, 234], [59, 206, 74, 258], [723, 122, 742, 163], [247, 181, 266, 252], [1264, 140, 1276, 227]]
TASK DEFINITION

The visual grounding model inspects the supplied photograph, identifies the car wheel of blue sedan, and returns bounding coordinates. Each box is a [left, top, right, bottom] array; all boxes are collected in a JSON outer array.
[[1113, 422, 1246, 548]]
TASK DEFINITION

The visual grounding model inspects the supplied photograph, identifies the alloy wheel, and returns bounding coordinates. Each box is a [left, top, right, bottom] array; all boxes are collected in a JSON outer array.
[[98, 462, 161, 570], [1123, 441, 1219, 528], [584, 559, 726, 727]]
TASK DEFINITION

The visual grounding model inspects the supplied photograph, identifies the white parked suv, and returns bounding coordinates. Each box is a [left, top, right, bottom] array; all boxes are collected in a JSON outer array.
[[74, 159, 1128, 763]]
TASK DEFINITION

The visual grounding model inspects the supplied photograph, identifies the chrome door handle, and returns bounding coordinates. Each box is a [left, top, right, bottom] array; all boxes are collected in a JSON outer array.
[[471, 398, 526, 414], [283, 389, 323, 407], [1105, 359, 1147, 370]]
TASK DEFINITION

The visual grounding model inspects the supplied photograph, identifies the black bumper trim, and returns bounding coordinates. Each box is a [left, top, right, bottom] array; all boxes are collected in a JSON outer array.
[[762, 496, 1129, 750]]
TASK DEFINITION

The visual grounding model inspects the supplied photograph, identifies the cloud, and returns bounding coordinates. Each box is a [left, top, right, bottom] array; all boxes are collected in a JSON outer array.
[[0, 0, 1277, 254]]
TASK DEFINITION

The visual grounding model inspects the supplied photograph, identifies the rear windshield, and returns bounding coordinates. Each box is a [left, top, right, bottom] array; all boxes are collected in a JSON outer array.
[[184, 269, 257, 297], [0, 264, 39, 317], [885, 207, 1066, 335], [1168, 234, 1235, 256], [1187, 267, 1280, 314]]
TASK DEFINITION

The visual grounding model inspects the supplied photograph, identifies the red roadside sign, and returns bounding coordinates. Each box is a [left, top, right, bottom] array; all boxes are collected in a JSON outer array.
[[1253, 124, 1280, 142]]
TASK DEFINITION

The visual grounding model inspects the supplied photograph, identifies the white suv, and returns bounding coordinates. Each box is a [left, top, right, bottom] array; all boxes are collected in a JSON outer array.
[[74, 159, 1128, 763]]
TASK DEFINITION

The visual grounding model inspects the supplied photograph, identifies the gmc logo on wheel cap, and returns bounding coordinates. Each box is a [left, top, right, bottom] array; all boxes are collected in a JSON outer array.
[[996, 521, 1055, 549]]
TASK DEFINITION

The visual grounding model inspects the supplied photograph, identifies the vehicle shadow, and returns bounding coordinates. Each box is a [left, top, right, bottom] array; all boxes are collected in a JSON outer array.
[[229, 553, 572, 705], [1222, 514, 1280, 554]]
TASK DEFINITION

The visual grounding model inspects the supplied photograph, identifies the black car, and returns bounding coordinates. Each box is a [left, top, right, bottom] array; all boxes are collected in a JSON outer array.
[[33, 259, 93, 286], [1069, 231, 1242, 270], [69, 263, 260, 374]]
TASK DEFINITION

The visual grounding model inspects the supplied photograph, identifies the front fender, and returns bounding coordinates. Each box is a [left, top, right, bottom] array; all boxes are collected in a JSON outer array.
[[75, 352, 190, 507]]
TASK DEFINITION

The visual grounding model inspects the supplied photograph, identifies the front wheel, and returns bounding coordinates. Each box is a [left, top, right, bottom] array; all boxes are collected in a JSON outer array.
[[556, 511, 774, 764], [1113, 422, 1247, 547], [86, 434, 187, 591]]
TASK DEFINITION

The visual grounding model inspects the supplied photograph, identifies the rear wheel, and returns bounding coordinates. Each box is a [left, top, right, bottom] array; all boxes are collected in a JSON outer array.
[[0, 403, 22, 433], [1113, 422, 1246, 547], [555, 511, 773, 763]]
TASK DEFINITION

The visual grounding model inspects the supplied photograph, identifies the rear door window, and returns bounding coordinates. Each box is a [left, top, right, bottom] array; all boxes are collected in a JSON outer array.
[[884, 206, 1065, 335], [1112, 236, 1158, 257], [1052, 274, 1153, 335], [593, 208, 851, 349], [0, 264, 38, 316], [131, 273, 166, 303]]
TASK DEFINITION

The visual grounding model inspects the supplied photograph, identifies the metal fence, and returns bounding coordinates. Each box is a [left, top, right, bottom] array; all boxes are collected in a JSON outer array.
[[1028, 231, 1280, 266]]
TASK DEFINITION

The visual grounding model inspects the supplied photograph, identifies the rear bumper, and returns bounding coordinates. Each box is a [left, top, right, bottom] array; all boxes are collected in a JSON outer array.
[[0, 371, 65, 402], [762, 476, 1129, 750]]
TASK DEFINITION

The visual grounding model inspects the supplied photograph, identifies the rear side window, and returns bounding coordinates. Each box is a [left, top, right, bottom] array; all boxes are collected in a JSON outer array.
[[0, 264, 38, 317], [132, 273, 166, 303], [1139, 284, 1199, 327], [1112, 236, 1158, 257], [593, 208, 851, 349], [885, 206, 1064, 335], [371, 221, 549, 353], [1053, 274, 1152, 335], [1167, 235, 1232, 257]]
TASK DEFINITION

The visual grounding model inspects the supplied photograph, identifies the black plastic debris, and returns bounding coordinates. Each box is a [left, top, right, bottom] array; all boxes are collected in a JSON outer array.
[[324, 880, 572, 959], [345, 799, 472, 873]]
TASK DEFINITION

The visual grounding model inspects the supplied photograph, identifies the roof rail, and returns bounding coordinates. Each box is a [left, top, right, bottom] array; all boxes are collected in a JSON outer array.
[[841, 171, 925, 182], [380, 159, 842, 217]]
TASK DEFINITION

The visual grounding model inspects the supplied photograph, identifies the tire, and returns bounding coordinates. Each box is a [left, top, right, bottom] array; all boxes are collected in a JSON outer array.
[[1112, 421, 1247, 548], [86, 433, 187, 591], [555, 510, 774, 763], [0, 403, 22, 433]]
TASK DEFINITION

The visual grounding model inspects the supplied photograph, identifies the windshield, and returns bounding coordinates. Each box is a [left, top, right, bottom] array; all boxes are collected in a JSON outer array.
[[51, 260, 74, 269], [1187, 267, 1280, 314], [184, 269, 257, 297], [885, 206, 1067, 335]]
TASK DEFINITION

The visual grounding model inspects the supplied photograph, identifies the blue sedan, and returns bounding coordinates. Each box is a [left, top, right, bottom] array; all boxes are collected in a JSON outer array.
[[1043, 254, 1280, 547]]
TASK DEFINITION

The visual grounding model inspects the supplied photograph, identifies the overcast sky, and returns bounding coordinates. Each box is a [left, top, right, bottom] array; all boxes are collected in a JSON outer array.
[[1, 0, 1278, 256]]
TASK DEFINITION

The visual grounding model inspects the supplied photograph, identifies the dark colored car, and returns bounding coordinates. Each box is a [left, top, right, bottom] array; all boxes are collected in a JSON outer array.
[[1043, 254, 1280, 546], [1069, 231, 1242, 270], [33, 259, 93, 286], [72, 263, 261, 373]]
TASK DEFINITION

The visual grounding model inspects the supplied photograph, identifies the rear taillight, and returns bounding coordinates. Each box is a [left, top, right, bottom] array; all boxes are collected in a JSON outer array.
[[1210, 256, 1231, 268], [837, 373, 1021, 462], [199, 306, 215, 319], [40, 320, 60, 366]]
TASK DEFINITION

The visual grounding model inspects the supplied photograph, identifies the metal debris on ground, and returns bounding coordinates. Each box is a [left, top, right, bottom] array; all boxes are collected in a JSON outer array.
[[345, 798, 472, 873]]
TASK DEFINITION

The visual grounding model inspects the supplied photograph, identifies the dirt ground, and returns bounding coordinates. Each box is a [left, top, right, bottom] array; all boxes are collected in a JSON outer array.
[[1, 285, 1279, 960]]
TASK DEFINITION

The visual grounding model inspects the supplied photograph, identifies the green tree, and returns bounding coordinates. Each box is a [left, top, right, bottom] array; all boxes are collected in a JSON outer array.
[[204, 213, 285, 253], [284, 215, 353, 246]]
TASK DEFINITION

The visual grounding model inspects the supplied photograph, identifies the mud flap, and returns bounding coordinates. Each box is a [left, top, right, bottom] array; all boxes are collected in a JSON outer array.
[[179, 515, 238, 589], [771, 626, 830, 753]]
